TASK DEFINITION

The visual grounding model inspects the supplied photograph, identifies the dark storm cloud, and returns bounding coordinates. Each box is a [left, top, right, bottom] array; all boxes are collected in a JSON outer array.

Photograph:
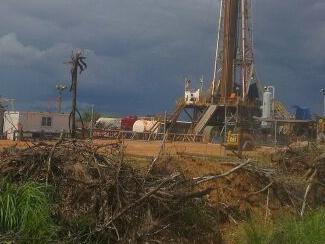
[[0, 0, 324, 115], [254, 0, 325, 113]]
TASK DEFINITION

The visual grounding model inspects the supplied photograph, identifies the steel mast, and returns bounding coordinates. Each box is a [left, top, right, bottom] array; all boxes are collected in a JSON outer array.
[[211, 0, 258, 103]]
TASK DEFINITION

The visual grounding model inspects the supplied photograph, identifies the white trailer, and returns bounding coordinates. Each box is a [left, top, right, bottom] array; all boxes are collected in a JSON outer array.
[[3, 111, 70, 140], [0, 106, 4, 137]]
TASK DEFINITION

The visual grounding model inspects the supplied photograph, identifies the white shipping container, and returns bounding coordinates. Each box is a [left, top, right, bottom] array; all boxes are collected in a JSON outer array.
[[3, 111, 70, 140]]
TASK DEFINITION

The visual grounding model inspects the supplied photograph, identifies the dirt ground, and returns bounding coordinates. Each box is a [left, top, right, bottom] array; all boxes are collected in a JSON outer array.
[[0, 139, 276, 159], [0, 140, 30, 149], [102, 140, 277, 161], [113, 140, 227, 157]]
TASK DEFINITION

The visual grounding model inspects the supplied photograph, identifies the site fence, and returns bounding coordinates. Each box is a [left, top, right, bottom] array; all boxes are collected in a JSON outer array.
[[92, 129, 203, 142]]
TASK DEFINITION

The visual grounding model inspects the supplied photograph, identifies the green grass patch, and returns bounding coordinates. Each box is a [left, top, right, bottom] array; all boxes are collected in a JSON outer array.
[[237, 208, 325, 244], [0, 181, 57, 243]]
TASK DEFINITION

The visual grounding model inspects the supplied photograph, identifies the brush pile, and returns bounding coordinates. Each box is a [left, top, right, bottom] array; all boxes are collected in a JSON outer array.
[[0, 139, 219, 243], [213, 144, 325, 216], [271, 144, 325, 211], [183, 144, 325, 220], [1, 139, 324, 242]]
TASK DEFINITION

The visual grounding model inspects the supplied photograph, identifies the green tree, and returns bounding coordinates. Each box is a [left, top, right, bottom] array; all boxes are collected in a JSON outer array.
[[81, 109, 101, 123]]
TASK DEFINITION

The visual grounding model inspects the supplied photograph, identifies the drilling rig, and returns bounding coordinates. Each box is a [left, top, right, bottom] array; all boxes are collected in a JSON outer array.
[[168, 0, 262, 147]]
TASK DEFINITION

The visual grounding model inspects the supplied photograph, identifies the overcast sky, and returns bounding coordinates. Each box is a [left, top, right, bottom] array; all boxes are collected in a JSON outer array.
[[0, 0, 324, 115]]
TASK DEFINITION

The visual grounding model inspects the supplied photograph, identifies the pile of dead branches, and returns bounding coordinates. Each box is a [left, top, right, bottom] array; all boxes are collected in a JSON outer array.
[[0, 139, 218, 243], [191, 144, 325, 220], [272, 144, 325, 215], [211, 144, 325, 217]]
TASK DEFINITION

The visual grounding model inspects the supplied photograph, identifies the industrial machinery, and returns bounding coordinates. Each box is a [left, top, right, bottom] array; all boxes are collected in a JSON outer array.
[[224, 86, 275, 149], [167, 0, 262, 145]]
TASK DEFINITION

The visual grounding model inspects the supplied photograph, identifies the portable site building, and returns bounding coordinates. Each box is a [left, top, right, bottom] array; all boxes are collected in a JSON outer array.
[[3, 111, 70, 140], [0, 106, 4, 137]]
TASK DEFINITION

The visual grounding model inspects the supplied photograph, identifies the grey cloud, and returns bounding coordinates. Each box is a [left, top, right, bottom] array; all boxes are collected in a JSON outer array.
[[253, 0, 325, 112], [0, 0, 324, 115]]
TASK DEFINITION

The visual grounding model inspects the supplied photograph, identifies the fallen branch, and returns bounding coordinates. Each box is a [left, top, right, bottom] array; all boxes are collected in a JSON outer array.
[[98, 173, 180, 232], [46, 132, 64, 185], [147, 132, 169, 175], [300, 169, 317, 217], [248, 182, 273, 196], [193, 160, 250, 184]]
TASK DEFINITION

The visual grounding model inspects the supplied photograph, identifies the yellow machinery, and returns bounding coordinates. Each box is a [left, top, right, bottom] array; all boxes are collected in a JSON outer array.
[[318, 118, 325, 133], [224, 129, 255, 150], [225, 131, 240, 149]]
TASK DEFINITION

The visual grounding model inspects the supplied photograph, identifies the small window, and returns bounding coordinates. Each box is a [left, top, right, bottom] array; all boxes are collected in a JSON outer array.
[[41, 117, 52, 127]]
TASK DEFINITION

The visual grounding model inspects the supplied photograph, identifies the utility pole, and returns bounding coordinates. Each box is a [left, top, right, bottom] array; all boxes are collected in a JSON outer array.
[[67, 51, 87, 138], [90, 104, 94, 139], [163, 110, 167, 136], [56, 84, 67, 113], [321, 88, 325, 117]]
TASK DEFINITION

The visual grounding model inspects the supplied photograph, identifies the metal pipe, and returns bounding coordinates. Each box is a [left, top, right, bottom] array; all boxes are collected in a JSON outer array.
[[224, 65, 228, 142], [241, 0, 246, 100], [267, 86, 276, 118], [236, 86, 240, 125], [212, 0, 224, 101], [267, 85, 277, 147], [274, 120, 277, 147]]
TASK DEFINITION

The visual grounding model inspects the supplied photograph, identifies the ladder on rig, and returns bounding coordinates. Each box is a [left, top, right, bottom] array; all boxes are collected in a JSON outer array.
[[193, 104, 218, 135], [274, 101, 293, 120], [169, 100, 186, 126]]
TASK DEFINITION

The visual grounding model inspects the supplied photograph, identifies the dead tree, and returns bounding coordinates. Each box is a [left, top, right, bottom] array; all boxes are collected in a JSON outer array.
[[67, 51, 87, 138]]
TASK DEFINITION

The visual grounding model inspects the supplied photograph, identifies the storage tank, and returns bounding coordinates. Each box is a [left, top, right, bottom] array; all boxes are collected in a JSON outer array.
[[121, 116, 137, 131], [261, 86, 274, 128], [292, 106, 311, 120], [132, 120, 159, 133], [95, 118, 121, 129]]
